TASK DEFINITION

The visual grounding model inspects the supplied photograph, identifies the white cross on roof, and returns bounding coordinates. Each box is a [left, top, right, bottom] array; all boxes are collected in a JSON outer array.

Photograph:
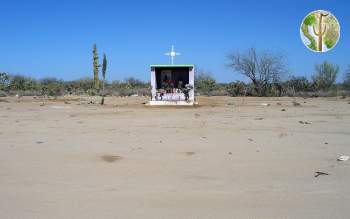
[[164, 45, 181, 65]]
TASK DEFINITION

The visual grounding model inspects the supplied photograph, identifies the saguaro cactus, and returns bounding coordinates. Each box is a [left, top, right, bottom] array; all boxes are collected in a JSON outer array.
[[313, 12, 328, 51], [101, 54, 107, 105], [93, 44, 100, 89]]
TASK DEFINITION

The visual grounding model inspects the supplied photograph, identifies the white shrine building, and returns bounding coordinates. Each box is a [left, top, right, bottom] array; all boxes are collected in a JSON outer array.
[[148, 46, 195, 106]]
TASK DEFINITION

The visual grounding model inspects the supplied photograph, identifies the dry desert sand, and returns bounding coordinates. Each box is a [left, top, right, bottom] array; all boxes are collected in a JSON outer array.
[[1, 96, 350, 218]]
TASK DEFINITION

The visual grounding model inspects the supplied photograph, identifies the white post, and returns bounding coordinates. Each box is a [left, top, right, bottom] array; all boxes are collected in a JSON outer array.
[[151, 67, 156, 100], [189, 66, 195, 101]]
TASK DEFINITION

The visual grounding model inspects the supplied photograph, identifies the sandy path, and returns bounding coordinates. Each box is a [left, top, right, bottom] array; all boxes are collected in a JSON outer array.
[[1, 96, 350, 218]]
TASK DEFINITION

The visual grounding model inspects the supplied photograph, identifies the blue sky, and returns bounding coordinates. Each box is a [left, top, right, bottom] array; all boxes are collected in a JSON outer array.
[[0, 0, 349, 82]]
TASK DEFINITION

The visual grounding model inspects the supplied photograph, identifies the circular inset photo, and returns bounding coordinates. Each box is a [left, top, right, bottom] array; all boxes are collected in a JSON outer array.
[[300, 10, 340, 52]]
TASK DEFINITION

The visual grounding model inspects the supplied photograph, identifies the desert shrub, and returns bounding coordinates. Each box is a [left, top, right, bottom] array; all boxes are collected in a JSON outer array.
[[0, 72, 10, 90], [23, 90, 42, 96], [226, 81, 246, 96], [284, 76, 311, 92], [113, 88, 133, 96], [337, 90, 350, 97], [136, 88, 151, 96], [344, 65, 350, 88], [86, 88, 99, 96], [112, 78, 150, 90], [40, 77, 65, 96], [8, 75, 39, 91], [203, 83, 227, 96], [112, 88, 146, 97], [195, 71, 216, 95], [312, 61, 338, 91], [263, 83, 281, 97], [110, 78, 150, 96], [124, 77, 147, 88], [8, 75, 26, 90], [0, 90, 7, 97], [240, 84, 258, 96], [310, 89, 338, 97], [111, 80, 123, 89], [65, 77, 95, 94], [210, 85, 228, 96]]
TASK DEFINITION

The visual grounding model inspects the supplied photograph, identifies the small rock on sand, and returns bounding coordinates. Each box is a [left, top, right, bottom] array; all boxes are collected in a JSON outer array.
[[299, 121, 311, 125], [315, 171, 329, 178], [337, 155, 349, 162], [292, 101, 301, 106], [101, 155, 122, 163], [184, 152, 195, 156]]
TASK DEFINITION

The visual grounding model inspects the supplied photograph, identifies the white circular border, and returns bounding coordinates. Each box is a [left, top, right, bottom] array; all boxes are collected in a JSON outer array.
[[300, 10, 341, 53]]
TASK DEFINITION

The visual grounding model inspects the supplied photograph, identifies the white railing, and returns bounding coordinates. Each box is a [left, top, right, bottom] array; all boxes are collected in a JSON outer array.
[[155, 93, 185, 101]]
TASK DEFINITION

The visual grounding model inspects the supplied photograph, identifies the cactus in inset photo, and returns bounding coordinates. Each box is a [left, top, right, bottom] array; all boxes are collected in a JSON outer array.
[[312, 12, 328, 51]]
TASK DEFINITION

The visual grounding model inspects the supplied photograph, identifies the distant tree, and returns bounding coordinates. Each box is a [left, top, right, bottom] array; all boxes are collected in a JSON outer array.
[[227, 47, 286, 96], [0, 72, 10, 90], [312, 61, 338, 90], [101, 53, 107, 105], [195, 70, 216, 95], [8, 75, 27, 90], [6, 75, 39, 92], [93, 44, 100, 89], [344, 65, 350, 88]]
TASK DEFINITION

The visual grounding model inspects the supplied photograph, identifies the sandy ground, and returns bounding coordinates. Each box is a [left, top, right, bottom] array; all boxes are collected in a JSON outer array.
[[0, 95, 350, 218]]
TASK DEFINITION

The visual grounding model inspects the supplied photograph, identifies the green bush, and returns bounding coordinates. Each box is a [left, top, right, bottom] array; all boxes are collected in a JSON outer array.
[[67, 77, 95, 92], [284, 76, 311, 92], [344, 65, 350, 88], [0, 72, 10, 90], [40, 77, 65, 96], [226, 81, 246, 96], [195, 72, 216, 95], [7, 75, 39, 91], [0, 90, 7, 97]]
